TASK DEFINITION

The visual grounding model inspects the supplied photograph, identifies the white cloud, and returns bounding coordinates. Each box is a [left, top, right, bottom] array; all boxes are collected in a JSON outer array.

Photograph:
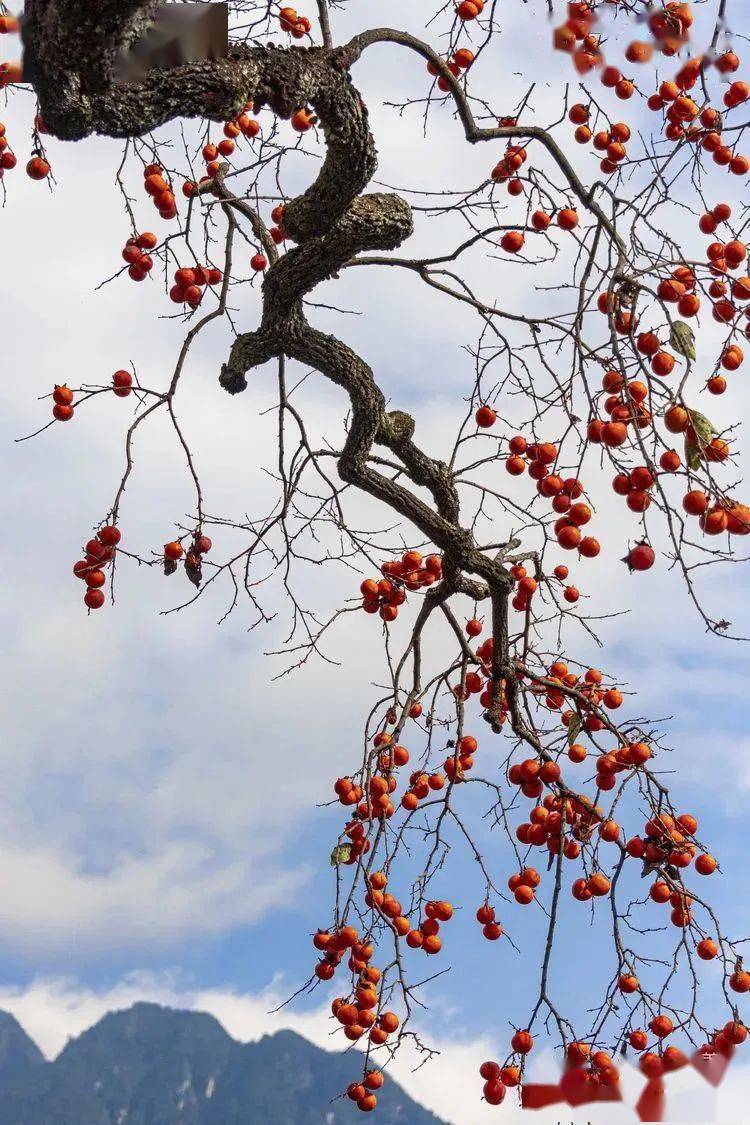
[[0, 844, 308, 951]]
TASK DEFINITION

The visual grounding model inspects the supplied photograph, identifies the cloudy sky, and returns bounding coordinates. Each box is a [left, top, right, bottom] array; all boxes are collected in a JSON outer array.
[[1, 0, 750, 1121]]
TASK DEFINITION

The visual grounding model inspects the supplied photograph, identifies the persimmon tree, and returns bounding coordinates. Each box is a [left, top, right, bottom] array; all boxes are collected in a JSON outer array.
[[3, 0, 750, 1114]]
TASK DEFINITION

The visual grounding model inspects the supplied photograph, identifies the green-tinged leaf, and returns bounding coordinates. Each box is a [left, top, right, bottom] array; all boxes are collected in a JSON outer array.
[[330, 844, 352, 867], [688, 409, 717, 444], [670, 320, 696, 361], [685, 409, 717, 469], [567, 713, 582, 746]]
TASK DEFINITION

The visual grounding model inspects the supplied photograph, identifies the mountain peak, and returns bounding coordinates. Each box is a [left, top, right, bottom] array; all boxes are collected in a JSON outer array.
[[67, 998, 234, 1046], [0, 1004, 446, 1124]]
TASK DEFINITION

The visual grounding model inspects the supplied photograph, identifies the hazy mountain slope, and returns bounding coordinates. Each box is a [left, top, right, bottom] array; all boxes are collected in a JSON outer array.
[[0, 1004, 447, 1125]]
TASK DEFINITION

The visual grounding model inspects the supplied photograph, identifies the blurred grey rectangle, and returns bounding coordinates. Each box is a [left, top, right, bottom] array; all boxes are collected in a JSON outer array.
[[117, 3, 229, 84]]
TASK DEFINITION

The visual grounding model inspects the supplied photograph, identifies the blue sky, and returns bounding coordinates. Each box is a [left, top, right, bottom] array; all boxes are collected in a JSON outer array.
[[1, 1, 750, 1121]]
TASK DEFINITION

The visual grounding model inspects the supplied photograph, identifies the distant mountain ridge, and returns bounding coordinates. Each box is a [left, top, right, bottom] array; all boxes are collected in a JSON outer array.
[[0, 1002, 446, 1124]]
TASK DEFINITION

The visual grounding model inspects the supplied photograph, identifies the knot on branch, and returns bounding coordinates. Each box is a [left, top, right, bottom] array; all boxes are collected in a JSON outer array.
[[220, 330, 275, 395], [380, 410, 416, 444], [345, 193, 414, 250], [219, 365, 249, 396]]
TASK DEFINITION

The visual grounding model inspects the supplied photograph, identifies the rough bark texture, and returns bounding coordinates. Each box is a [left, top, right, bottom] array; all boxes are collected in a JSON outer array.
[[23, 1, 513, 701]]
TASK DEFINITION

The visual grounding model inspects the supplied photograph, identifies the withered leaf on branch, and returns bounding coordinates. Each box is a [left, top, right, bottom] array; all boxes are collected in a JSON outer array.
[[185, 551, 203, 588], [163, 558, 178, 577], [567, 713, 582, 746]]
